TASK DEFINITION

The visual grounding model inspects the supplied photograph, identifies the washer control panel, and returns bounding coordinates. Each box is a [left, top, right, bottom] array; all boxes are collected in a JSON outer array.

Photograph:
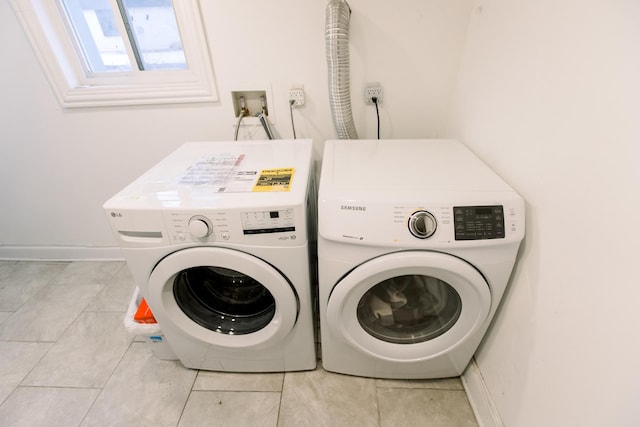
[[165, 211, 232, 243], [454, 205, 505, 240], [241, 209, 295, 235], [163, 208, 299, 245], [188, 215, 213, 238]]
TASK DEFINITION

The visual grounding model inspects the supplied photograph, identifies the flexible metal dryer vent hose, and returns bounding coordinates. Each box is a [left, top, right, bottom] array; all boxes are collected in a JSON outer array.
[[325, 0, 358, 139]]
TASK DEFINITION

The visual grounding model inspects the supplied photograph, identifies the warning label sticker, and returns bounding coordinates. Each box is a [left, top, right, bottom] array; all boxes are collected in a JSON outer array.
[[253, 168, 295, 192], [179, 154, 245, 187]]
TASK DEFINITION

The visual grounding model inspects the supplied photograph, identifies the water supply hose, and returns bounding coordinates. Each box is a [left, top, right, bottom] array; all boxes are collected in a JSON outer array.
[[325, 0, 358, 139]]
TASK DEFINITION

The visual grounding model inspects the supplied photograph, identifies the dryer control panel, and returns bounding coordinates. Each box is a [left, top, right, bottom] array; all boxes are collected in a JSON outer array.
[[319, 195, 524, 249], [453, 205, 505, 240]]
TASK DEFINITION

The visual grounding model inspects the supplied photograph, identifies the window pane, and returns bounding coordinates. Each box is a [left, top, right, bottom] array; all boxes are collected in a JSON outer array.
[[119, 0, 187, 70], [61, 0, 132, 72]]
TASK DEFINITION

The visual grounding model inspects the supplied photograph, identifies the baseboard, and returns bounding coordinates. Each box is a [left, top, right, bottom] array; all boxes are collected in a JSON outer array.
[[0, 245, 124, 261], [461, 358, 505, 427]]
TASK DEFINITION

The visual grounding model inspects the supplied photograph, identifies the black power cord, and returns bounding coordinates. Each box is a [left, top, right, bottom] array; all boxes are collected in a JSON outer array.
[[372, 96, 380, 139], [289, 99, 297, 139]]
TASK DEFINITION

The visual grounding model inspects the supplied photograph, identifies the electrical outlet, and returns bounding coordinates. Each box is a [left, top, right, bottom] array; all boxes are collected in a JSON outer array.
[[289, 88, 305, 106], [365, 84, 383, 104]]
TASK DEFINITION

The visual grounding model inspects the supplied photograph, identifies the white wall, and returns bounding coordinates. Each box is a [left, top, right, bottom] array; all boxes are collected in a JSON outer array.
[[0, 0, 472, 259], [4, 0, 639, 423], [449, 0, 640, 425]]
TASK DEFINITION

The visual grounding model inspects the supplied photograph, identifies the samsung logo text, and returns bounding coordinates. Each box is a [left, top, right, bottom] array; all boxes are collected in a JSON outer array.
[[341, 205, 367, 212]]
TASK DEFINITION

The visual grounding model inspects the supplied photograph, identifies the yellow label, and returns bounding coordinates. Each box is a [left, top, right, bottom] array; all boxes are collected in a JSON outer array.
[[253, 168, 295, 192]]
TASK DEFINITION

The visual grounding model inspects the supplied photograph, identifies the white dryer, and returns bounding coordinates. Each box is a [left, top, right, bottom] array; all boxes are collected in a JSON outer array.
[[104, 140, 316, 372], [318, 139, 525, 379]]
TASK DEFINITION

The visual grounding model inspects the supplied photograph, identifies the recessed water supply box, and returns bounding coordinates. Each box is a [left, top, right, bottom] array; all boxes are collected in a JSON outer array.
[[231, 89, 271, 119]]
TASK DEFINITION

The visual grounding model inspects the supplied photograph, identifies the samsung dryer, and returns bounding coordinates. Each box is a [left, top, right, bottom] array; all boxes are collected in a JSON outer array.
[[317, 139, 525, 379], [104, 140, 316, 372]]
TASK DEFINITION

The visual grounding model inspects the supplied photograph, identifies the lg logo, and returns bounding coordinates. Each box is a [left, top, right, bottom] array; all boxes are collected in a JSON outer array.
[[110, 212, 123, 218]]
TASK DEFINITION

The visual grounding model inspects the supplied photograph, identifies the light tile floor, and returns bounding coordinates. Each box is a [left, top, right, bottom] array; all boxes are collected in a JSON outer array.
[[0, 260, 478, 427]]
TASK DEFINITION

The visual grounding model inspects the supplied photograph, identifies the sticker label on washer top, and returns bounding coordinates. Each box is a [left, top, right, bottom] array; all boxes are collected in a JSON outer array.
[[178, 154, 245, 187], [178, 154, 294, 193], [253, 168, 295, 192]]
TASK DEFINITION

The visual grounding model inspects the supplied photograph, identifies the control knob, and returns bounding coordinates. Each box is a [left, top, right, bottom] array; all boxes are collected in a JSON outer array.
[[188, 216, 212, 238], [408, 210, 437, 239]]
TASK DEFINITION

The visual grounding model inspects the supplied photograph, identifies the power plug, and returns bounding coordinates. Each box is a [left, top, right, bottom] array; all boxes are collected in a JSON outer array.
[[289, 88, 305, 106], [365, 84, 383, 104]]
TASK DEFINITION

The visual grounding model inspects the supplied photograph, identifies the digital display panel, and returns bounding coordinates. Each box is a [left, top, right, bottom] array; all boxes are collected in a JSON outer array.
[[454, 205, 505, 240]]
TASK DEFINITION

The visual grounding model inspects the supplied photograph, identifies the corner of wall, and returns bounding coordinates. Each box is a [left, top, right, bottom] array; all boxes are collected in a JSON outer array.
[[461, 358, 505, 427]]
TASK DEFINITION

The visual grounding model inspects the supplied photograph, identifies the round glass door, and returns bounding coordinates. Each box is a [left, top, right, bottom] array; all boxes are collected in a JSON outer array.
[[326, 251, 491, 361], [173, 266, 276, 335], [148, 247, 298, 349], [357, 275, 462, 344]]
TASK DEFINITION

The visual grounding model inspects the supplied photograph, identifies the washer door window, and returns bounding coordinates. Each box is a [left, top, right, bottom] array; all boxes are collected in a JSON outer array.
[[173, 266, 276, 335], [148, 247, 298, 349], [327, 251, 491, 361]]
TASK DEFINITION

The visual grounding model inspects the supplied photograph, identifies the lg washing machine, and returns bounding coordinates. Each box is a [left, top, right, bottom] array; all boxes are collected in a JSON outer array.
[[104, 140, 317, 372], [318, 139, 525, 379]]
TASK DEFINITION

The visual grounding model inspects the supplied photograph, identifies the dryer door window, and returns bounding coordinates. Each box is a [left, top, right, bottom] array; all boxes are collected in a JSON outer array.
[[173, 266, 276, 335], [357, 275, 462, 344], [326, 251, 491, 361]]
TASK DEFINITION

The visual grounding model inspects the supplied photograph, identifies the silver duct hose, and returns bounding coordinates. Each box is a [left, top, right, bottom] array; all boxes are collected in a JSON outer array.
[[325, 0, 358, 139]]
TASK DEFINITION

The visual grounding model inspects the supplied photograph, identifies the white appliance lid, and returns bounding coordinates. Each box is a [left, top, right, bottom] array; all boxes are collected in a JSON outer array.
[[105, 140, 312, 210], [323, 139, 513, 193]]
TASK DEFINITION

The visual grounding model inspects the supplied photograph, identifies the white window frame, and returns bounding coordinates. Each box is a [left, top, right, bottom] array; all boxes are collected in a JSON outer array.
[[10, 0, 218, 107]]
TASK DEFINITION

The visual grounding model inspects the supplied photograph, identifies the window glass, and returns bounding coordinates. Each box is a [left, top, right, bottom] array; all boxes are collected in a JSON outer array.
[[61, 0, 132, 72], [357, 275, 462, 344], [118, 0, 187, 70], [60, 0, 186, 73]]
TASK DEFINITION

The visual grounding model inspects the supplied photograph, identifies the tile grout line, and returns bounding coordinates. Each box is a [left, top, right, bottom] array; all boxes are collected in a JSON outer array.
[[174, 368, 201, 427]]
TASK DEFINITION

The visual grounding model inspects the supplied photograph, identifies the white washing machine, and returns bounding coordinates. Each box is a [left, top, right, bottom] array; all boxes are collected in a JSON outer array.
[[104, 140, 317, 372], [318, 139, 525, 379]]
